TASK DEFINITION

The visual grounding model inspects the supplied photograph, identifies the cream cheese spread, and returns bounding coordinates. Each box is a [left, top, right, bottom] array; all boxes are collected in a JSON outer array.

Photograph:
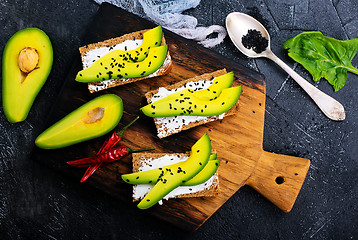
[[82, 39, 144, 69]]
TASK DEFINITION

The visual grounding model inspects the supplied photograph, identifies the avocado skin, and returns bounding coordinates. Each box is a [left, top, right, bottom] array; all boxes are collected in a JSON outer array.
[[35, 94, 123, 149], [2, 28, 53, 123]]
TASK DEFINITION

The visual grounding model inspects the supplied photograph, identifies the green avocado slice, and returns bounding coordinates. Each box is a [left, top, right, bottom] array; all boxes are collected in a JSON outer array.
[[75, 45, 168, 83], [141, 86, 242, 118], [136, 133, 211, 209], [122, 153, 217, 185], [150, 72, 234, 105], [182, 159, 220, 186], [35, 94, 123, 149], [2, 28, 53, 123]]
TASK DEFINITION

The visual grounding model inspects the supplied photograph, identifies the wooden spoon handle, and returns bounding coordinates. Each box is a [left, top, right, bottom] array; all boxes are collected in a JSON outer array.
[[246, 151, 310, 212]]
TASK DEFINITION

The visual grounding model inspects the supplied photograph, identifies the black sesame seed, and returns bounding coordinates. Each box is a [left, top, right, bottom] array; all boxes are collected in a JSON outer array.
[[136, 176, 139, 179]]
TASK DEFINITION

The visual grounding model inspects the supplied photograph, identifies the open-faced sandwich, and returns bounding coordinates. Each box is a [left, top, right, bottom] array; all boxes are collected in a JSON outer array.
[[122, 133, 220, 209], [76, 26, 172, 93], [140, 69, 242, 138]]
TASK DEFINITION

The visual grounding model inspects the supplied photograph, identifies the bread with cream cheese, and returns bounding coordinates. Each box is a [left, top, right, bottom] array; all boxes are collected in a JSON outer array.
[[79, 29, 172, 93], [131, 152, 220, 202], [144, 69, 240, 138]]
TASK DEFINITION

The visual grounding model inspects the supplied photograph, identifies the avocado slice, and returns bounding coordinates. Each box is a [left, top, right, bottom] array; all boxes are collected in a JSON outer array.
[[2, 28, 53, 123], [122, 153, 218, 185], [35, 94, 123, 149], [75, 45, 168, 83], [135, 133, 211, 209], [151, 72, 234, 105], [141, 86, 242, 118], [182, 159, 220, 186]]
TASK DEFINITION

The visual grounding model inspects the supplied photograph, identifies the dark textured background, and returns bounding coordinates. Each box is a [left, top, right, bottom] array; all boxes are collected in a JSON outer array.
[[0, 0, 357, 239]]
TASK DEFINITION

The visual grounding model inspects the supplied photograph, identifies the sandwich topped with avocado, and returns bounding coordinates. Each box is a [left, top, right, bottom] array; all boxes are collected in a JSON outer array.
[[76, 26, 172, 93], [141, 69, 242, 138]]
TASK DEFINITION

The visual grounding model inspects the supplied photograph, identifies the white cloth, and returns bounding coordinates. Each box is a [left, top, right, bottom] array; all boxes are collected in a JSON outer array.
[[94, 0, 226, 48]]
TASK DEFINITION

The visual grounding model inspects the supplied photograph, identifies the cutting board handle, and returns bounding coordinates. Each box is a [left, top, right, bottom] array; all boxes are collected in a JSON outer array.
[[246, 151, 310, 212]]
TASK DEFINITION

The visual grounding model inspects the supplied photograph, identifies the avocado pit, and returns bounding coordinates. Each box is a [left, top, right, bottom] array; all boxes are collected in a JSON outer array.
[[82, 107, 105, 124], [18, 47, 39, 73]]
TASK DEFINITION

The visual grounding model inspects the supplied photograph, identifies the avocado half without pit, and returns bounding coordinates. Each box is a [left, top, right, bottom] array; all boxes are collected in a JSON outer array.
[[2, 28, 53, 123], [35, 94, 123, 149]]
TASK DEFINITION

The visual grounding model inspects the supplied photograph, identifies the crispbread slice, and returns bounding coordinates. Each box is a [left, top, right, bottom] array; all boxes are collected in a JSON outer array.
[[132, 152, 220, 202], [79, 29, 172, 93], [144, 69, 240, 138]]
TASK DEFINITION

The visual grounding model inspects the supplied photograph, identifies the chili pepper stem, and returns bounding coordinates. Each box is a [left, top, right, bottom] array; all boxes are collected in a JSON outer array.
[[128, 147, 155, 153], [116, 116, 139, 137]]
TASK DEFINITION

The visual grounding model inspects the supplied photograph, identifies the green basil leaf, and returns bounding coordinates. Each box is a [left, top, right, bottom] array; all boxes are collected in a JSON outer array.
[[283, 31, 358, 91]]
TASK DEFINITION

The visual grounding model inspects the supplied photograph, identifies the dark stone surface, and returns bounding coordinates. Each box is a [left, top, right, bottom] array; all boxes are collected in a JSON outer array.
[[0, 0, 357, 239]]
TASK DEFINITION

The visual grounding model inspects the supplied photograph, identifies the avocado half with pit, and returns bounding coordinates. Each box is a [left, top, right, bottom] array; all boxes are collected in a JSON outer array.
[[2, 28, 53, 123], [35, 94, 123, 149]]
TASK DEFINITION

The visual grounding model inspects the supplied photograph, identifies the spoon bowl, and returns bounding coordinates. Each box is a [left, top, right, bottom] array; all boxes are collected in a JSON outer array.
[[225, 12, 345, 121], [226, 12, 271, 58]]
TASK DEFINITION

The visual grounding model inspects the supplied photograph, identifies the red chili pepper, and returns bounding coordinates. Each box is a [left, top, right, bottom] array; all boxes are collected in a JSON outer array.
[[80, 116, 139, 182], [67, 146, 154, 168]]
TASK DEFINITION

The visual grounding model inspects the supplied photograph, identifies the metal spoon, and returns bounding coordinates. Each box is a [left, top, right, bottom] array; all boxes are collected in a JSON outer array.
[[226, 12, 346, 121]]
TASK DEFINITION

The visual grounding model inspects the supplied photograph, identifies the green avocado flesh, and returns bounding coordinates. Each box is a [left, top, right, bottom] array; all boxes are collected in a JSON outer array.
[[135, 133, 211, 209], [2, 28, 53, 123], [75, 44, 168, 83], [151, 72, 234, 106], [141, 86, 242, 118], [35, 94, 123, 149], [122, 153, 218, 185], [182, 159, 220, 186]]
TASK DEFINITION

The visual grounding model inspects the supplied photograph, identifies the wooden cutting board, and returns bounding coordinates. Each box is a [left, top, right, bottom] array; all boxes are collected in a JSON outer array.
[[32, 3, 310, 231]]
